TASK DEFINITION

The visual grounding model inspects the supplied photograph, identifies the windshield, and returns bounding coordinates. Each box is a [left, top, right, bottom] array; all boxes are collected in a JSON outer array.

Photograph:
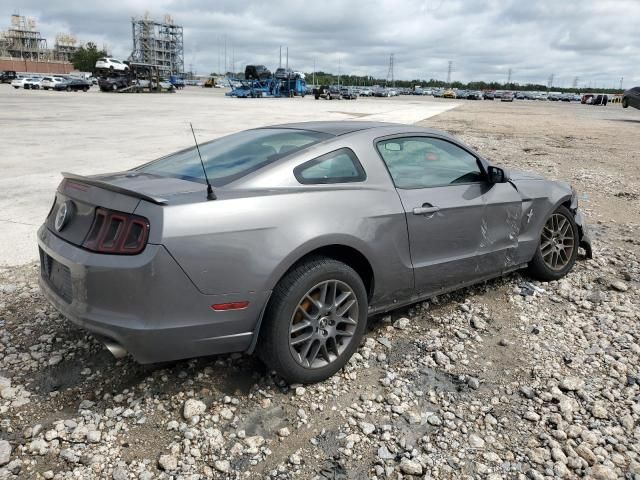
[[136, 128, 331, 186]]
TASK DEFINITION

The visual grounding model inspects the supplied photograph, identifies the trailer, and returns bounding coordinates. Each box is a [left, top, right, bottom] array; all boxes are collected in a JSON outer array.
[[225, 64, 307, 98], [97, 62, 175, 93]]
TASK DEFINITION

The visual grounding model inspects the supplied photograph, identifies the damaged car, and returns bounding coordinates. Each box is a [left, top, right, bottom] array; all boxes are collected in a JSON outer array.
[[38, 122, 592, 384]]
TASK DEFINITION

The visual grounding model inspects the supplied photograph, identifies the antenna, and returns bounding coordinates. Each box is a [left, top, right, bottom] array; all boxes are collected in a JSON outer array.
[[189, 123, 216, 201]]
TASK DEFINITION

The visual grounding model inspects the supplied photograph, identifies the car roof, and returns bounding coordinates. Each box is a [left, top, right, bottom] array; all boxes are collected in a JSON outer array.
[[262, 121, 445, 137]]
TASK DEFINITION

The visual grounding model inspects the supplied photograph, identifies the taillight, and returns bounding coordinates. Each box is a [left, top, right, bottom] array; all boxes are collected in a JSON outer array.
[[83, 208, 149, 254]]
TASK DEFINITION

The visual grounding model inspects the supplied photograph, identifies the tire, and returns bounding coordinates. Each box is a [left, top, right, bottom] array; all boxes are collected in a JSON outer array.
[[66, 86, 71, 92], [83, 87, 88, 92], [527, 205, 579, 281], [259, 257, 368, 384], [327, 93, 332, 100], [622, 98, 628, 108]]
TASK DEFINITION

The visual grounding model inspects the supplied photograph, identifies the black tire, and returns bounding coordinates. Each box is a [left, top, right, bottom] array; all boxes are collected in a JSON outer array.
[[527, 205, 579, 281], [83, 87, 88, 92], [259, 257, 368, 384], [66, 86, 71, 92], [622, 98, 628, 108]]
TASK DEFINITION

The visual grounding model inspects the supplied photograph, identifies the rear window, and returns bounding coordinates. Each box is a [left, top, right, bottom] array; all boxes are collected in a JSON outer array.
[[136, 128, 331, 186]]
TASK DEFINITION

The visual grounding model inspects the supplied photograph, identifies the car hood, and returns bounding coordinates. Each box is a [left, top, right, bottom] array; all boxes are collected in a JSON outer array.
[[508, 169, 546, 181]]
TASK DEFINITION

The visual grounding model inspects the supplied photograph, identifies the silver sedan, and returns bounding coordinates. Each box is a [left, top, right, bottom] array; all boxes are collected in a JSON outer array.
[[38, 121, 592, 383]]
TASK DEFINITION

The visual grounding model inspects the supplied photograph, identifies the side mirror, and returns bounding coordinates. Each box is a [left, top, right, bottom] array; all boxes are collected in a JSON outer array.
[[487, 166, 509, 184]]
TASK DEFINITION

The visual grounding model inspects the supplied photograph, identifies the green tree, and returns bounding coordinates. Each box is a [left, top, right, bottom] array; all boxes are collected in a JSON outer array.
[[71, 42, 108, 73]]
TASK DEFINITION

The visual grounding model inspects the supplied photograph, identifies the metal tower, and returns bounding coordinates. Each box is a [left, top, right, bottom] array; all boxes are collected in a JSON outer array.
[[507, 68, 512, 84], [131, 14, 184, 76], [446, 60, 452, 85], [547, 73, 554, 89], [572, 77, 579, 88], [385, 53, 395, 87]]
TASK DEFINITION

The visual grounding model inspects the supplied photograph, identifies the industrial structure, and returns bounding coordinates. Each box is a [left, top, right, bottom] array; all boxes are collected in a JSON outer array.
[[130, 14, 184, 76], [0, 14, 77, 73]]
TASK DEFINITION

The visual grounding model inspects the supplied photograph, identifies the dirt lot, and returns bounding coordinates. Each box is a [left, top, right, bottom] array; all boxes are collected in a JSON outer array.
[[0, 99, 639, 480]]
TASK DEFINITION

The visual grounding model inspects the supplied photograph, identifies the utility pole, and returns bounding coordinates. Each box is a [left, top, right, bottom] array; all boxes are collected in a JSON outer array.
[[286, 47, 288, 69], [224, 35, 227, 75], [507, 68, 512, 85], [547, 73, 554, 89], [279, 46, 282, 68], [572, 76, 579, 88], [619, 76, 624, 90], [446, 60, 452, 85], [313, 57, 316, 87]]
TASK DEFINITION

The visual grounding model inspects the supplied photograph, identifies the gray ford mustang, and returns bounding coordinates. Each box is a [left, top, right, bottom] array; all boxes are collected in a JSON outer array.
[[38, 121, 592, 383]]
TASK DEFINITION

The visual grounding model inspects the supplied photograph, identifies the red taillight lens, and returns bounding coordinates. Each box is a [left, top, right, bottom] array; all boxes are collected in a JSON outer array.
[[83, 208, 149, 254]]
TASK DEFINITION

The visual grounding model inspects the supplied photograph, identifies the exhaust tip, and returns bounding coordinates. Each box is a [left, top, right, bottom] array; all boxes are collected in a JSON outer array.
[[104, 340, 127, 359]]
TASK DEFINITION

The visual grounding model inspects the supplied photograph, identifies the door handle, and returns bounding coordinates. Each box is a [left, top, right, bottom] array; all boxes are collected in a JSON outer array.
[[412, 205, 440, 215]]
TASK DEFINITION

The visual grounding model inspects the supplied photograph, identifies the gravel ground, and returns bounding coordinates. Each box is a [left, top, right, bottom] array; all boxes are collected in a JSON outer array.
[[0, 99, 639, 479]]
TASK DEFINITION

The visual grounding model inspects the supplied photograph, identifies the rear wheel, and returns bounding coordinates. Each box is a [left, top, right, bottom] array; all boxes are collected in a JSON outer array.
[[66, 86, 71, 92], [622, 98, 628, 108], [259, 257, 367, 384], [527, 205, 578, 281]]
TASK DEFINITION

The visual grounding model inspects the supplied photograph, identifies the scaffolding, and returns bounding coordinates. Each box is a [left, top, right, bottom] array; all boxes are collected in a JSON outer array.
[[53, 33, 78, 62], [130, 14, 184, 77], [0, 14, 48, 60]]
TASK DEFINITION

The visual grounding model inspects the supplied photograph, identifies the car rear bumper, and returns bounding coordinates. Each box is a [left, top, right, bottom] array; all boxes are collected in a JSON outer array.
[[37, 225, 270, 363]]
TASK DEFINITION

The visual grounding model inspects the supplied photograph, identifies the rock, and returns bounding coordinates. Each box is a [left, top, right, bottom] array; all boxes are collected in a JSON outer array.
[[469, 433, 485, 448], [214, 460, 230, 473], [610, 281, 628, 292], [245, 436, 265, 449], [524, 411, 541, 422], [433, 351, 449, 366], [591, 401, 608, 419], [427, 415, 442, 426], [295, 387, 306, 396], [166, 420, 179, 431], [0, 440, 11, 466], [377, 446, 394, 460], [471, 317, 487, 330], [48, 355, 63, 366], [289, 453, 301, 465], [59, 448, 79, 463], [393, 317, 410, 330], [559, 376, 585, 391], [575, 444, 597, 466], [87, 430, 101, 443], [112, 466, 128, 480], [183, 399, 206, 420], [359, 422, 375, 435], [28, 439, 48, 455], [220, 407, 234, 420], [467, 377, 480, 390], [399, 458, 423, 475], [590, 464, 617, 480], [278, 427, 291, 437], [158, 454, 178, 471], [520, 386, 535, 399]]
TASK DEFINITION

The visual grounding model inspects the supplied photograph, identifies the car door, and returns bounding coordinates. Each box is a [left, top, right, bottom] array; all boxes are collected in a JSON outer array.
[[376, 136, 522, 296]]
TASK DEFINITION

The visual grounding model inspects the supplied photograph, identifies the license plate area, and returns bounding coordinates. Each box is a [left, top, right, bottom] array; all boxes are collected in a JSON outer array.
[[40, 249, 72, 304]]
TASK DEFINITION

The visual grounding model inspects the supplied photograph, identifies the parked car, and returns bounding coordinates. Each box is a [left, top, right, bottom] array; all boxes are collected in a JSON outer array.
[[23, 77, 43, 89], [55, 78, 92, 92], [37, 121, 592, 383], [548, 94, 561, 101], [483, 91, 495, 100], [432, 89, 444, 98], [340, 87, 358, 100], [359, 88, 373, 97], [274, 68, 294, 79], [0, 70, 17, 83], [10, 76, 27, 89], [443, 89, 456, 98], [41, 76, 66, 90], [95, 58, 129, 72], [169, 75, 185, 89], [515, 92, 525, 100], [622, 86, 640, 110], [466, 91, 482, 100], [313, 85, 342, 100], [501, 92, 515, 102]]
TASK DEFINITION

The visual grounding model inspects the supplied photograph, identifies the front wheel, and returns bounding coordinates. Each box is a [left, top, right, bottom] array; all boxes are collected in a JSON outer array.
[[259, 257, 368, 384], [622, 98, 628, 108], [527, 205, 578, 281]]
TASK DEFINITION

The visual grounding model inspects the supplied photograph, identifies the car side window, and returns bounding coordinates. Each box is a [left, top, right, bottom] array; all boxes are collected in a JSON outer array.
[[294, 148, 366, 184], [377, 137, 484, 189]]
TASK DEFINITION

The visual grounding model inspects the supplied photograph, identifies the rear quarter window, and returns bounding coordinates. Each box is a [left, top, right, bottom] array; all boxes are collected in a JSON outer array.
[[294, 148, 366, 184]]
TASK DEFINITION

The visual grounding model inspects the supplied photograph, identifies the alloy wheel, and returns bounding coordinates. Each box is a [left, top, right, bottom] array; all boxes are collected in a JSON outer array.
[[289, 280, 359, 369], [540, 213, 575, 270]]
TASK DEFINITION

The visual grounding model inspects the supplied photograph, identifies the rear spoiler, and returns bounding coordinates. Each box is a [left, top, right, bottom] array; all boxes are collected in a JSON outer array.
[[61, 172, 168, 205]]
